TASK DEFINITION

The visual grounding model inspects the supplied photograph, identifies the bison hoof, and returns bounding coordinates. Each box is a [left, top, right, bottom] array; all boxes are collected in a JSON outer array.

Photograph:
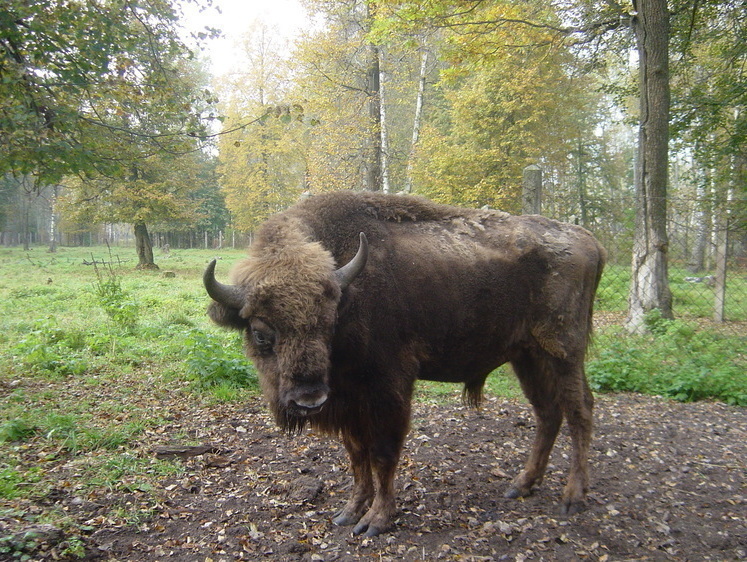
[[352, 521, 383, 537], [559, 499, 586, 516], [504, 485, 532, 499], [332, 511, 360, 527]]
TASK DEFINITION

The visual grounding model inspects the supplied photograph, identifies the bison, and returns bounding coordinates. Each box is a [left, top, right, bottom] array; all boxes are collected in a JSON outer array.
[[204, 191, 606, 537]]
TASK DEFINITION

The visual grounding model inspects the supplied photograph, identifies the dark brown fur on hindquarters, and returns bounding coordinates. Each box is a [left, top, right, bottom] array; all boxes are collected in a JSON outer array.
[[204, 191, 606, 536]]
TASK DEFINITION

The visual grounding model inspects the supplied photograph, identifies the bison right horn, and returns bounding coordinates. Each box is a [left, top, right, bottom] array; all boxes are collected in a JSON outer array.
[[203, 259, 245, 310], [334, 232, 368, 291]]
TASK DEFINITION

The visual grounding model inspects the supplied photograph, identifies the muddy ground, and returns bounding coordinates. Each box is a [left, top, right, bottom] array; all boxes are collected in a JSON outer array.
[[6, 393, 747, 561]]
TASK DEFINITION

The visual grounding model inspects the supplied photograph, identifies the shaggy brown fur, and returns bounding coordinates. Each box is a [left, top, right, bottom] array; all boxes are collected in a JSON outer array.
[[206, 191, 606, 537]]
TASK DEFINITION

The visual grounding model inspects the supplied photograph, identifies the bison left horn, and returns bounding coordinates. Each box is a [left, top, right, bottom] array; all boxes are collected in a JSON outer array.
[[203, 259, 245, 310], [334, 232, 368, 291]]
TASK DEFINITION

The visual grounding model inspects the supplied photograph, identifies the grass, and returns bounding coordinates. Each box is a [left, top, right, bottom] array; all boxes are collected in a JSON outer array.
[[0, 243, 744, 550], [597, 262, 747, 322], [0, 245, 245, 542]]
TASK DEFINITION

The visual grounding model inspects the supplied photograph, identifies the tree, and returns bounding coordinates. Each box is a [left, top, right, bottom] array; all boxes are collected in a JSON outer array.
[[626, 0, 674, 332], [402, 1, 600, 211], [0, 0, 218, 183], [216, 22, 307, 231], [294, 0, 433, 193], [671, 0, 747, 275], [404, 46, 434, 193], [60, 150, 205, 267], [1, 0, 220, 264]]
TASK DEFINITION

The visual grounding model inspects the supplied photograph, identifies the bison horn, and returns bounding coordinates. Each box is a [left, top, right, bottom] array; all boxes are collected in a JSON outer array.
[[334, 232, 368, 291], [203, 259, 245, 310]]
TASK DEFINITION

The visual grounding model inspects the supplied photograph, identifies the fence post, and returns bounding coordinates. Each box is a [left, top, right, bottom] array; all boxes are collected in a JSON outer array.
[[713, 215, 729, 323], [522, 164, 542, 215]]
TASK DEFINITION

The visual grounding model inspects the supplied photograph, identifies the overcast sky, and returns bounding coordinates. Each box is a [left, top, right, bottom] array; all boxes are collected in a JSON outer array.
[[183, 0, 308, 76]]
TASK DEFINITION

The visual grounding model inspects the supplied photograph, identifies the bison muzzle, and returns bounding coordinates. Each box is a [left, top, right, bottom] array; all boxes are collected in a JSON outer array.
[[204, 191, 606, 537]]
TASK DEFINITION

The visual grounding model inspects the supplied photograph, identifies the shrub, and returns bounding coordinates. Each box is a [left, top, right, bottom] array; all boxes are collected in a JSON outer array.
[[0, 419, 37, 443], [588, 321, 747, 406], [11, 322, 89, 378], [0, 467, 23, 499], [92, 262, 139, 331], [181, 329, 258, 391]]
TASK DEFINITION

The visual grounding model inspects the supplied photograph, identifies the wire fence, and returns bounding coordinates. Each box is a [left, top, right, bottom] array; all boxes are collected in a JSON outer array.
[[547, 202, 745, 337], [522, 163, 746, 336]]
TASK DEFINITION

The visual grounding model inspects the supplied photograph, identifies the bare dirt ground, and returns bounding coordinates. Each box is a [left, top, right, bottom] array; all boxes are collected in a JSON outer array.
[[5, 392, 747, 561]]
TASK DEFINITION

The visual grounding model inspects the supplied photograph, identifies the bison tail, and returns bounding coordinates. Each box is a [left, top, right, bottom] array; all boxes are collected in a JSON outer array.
[[462, 380, 485, 409], [587, 242, 608, 348]]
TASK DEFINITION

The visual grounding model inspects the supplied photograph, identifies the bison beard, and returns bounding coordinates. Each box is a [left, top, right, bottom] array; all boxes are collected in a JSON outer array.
[[204, 191, 606, 537]]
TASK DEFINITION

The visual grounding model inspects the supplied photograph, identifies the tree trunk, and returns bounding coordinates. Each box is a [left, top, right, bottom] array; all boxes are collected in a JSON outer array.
[[405, 49, 429, 194], [134, 221, 158, 270], [687, 164, 711, 273], [626, 0, 673, 333], [20, 187, 30, 251], [577, 138, 589, 226], [48, 184, 58, 253], [712, 200, 728, 323], [364, 3, 382, 192], [379, 48, 391, 194]]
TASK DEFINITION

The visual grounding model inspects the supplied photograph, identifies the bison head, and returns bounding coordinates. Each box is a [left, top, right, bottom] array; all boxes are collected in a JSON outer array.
[[204, 232, 368, 430]]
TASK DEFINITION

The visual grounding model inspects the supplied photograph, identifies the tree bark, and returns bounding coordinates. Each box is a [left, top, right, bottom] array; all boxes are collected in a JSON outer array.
[[364, 3, 382, 192], [134, 221, 158, 270], [379, 48, 391, 194], [626, 0, 673, 333], [405, 49, 429, 194]]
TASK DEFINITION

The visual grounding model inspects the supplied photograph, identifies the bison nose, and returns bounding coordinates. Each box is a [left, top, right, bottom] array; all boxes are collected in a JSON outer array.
[[288, 385, 329, 414], [293, 393, 328, 410]]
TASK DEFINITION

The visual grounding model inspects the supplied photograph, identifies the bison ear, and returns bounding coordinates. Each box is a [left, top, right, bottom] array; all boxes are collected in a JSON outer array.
[[207, 301, 246, 330], [334, 232, 368, 291], [204, 259, 245, 310]]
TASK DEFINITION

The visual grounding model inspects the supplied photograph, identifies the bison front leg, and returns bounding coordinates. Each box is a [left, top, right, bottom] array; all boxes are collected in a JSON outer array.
[[333, 434, 374, 527], [334, 423, 406, 537], [348, 399, 412, 537], [351, 444, 400, 537], [334, 435, 401, 537]]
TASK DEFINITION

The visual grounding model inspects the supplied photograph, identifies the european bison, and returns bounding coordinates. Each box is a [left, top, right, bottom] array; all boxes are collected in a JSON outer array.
[[204, 191, 606, 537]]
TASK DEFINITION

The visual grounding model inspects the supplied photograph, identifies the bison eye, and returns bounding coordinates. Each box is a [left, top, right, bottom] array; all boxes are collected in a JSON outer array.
[[252, 329, 273, 347], [250, 319, 275, 355]]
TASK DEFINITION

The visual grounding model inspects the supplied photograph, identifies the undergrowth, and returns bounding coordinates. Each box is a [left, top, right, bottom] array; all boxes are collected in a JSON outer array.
[[92, 257, 139, 331], [181, 329, 259, 393], [588, 313, 747, 406]]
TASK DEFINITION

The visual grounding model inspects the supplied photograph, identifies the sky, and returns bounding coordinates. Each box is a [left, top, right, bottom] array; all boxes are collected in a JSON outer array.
[[183, 0, 309, 77]]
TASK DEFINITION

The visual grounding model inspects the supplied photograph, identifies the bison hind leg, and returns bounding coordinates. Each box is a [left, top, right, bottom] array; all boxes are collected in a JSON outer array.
[[508, 350, 593, 516], [505, 351, 564, 500], [557, 371, 594, 516]]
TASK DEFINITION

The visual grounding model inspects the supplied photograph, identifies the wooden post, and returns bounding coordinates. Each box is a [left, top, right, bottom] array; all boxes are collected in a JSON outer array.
[[713, 215, 729, 323], [522, 164, 542, 215]]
